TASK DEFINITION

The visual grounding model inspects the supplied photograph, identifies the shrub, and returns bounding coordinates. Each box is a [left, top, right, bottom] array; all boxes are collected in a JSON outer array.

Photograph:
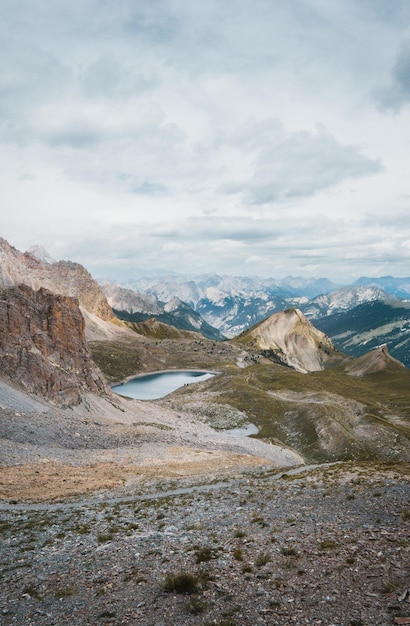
[[233, 547, 244, 561], [195, 546, 217, 563], [164, 571, 199, 594], [184, 597, 207, 614], [255, 552, 270, 567], [281, 546, 298, 557]]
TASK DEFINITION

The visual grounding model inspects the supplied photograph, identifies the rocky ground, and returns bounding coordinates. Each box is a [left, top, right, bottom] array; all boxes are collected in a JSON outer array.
[[1, 462, 409, 626], [1, 370, 409, 626]]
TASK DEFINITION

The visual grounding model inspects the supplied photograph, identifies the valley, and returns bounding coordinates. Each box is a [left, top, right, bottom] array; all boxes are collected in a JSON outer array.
[[0, 238, 409, 625]]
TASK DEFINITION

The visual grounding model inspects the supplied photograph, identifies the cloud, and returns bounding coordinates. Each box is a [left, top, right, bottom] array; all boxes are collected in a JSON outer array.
[[1, 0, 410, 282], [219, 120, 382, 204], [375, 39, 410, 111]]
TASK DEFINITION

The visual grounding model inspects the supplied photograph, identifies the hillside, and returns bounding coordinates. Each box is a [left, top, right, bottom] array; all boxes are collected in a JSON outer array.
[[314, 300, 410, 368], [345, 344, 406, 376]]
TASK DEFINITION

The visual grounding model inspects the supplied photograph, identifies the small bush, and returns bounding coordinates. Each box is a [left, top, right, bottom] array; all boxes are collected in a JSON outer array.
[[195, 546, 216, 563], [255, 552, 270, 567], [54, 587, 76, 598], [23, 586, 42, 599], [184, 597, 207, 614], [281, 546, 298, 557], [164, 571, 199, 594], [233, 547, 244, 561]]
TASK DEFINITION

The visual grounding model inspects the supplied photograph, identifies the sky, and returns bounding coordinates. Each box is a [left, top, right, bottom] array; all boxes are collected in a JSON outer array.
[[1, 0, 410, 283]]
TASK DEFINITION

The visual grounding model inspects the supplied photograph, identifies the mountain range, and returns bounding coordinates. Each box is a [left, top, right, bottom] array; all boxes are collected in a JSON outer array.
[[0, 236, 409, 469], [103, 274, 410, 367]]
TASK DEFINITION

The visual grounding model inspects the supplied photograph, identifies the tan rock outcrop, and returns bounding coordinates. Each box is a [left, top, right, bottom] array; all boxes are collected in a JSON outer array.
[[236, 308, 342, 372]]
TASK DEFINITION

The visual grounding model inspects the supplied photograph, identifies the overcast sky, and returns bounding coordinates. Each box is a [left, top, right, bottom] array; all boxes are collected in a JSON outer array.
[[1, 0, 410, 282]]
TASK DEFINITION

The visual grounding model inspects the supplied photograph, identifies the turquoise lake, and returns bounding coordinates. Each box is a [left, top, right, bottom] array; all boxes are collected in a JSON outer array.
[[112, 370, 215, 400]]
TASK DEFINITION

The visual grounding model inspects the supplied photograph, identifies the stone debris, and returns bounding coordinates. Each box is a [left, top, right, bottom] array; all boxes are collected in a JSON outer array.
[[0, 462, 409, 625]]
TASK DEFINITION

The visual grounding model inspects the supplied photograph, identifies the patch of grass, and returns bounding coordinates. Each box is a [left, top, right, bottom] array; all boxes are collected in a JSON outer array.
[[281, 546, 298, 557], [73, 524, 90, 535], [319, 539, 338, 550], [184, 597, 207, 614], [233, 547, 244, 561], [54, 587, 76, 598], [89, 340, 141, 384], [255, 552, 270, 567], [23, 585, 42, 599], [233, 529, 247, 538], [164, 571, 200, 594], [98, 611, 116, 619], [251, 513, 267, 527], [194, 546, 217, 563], [97, 533, 114, 543], [400, 508, 410, 521]]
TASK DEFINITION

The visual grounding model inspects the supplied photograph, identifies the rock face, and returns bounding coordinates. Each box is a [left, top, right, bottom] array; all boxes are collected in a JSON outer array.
[[0, 238, 113, 321], [236, 308, 341, 372], [0, 284, 107, 405]]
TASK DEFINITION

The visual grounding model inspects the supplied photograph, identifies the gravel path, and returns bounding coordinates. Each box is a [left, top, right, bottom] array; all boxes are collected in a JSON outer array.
[[1, 462, 409, 626]]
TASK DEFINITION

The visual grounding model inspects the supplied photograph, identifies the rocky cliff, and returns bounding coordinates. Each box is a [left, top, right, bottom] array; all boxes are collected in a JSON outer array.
[[0, 284, 108, 405], [0, 238, 113, 321]]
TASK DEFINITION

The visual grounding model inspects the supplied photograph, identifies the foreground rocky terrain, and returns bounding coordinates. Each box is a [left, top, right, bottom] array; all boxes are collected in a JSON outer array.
[[1, 462, 409, 626]]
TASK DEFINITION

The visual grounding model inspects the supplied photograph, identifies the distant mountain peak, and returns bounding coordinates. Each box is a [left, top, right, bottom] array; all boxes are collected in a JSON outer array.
[[26, 245, 55, 264]]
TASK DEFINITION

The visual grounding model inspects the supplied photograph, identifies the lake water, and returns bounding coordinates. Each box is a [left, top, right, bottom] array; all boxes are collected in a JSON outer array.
[[112, 370, 215, 400]]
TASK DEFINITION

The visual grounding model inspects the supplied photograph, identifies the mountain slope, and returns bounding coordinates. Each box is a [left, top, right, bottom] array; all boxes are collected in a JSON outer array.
[[235, 308, 344, 372], [314, 300, 410, 368], [345, 344, 406, 377]]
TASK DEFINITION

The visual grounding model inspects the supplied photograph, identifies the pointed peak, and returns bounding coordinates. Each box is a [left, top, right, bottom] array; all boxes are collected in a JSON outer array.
[[235, 307, 339, 372]]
